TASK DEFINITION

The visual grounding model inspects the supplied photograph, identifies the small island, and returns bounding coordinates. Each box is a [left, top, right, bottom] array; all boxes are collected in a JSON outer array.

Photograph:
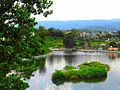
[[52, 61, 110, 85]]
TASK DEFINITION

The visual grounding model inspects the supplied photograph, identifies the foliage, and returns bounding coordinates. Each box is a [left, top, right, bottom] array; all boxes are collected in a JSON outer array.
[[52, 70, 66, 85], [78, 62, 110, 71], [0, 0, 53, 89], [0, 0, 53, 17], [105, 32, 112, 39], [113, 30, 120, 38], [37, 26, 49, 38], [45, 36, 64, 48], [109, 42, 118, 47], [63, 32, 77, 48], [63, 36, 76, 48], [0, 74, 29, 90], [64, 65, 76, 70], [48, 28, 64, 37], [37, 27, 64, 49], [63, 29, 90, 48], [52, 62, 110, 85]]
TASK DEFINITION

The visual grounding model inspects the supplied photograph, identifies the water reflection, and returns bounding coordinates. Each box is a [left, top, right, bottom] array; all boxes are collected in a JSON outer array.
[[52, 75, 107, 86], [47, 55, 54, 66], [27, 51, 120, 90], [38, 58, 46, 74], [64, 55, 76, 65], [75, 77, 107, 83], [107, 52, 120, 60]]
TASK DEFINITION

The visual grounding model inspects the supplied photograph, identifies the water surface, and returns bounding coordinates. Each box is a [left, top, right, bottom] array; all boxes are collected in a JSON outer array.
[[27, 51, 120, 90]]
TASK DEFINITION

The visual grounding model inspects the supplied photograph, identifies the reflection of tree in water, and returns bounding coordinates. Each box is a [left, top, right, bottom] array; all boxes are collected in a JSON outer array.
[[47, 55, 54, 66], [64, 55, 74, 65], [47, 55, 64, 66], [52, 74, 107, 86], [64, 54, 77, 65], [37, 58, 46, 73], [107, 53, 120, 60]]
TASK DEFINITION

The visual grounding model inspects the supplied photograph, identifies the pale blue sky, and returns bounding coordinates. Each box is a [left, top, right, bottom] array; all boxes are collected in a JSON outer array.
[[33, 0, 120, 21]]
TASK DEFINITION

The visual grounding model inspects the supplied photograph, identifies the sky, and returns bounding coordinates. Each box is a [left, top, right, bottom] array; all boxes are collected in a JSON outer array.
[[33, 0, 120, 21]]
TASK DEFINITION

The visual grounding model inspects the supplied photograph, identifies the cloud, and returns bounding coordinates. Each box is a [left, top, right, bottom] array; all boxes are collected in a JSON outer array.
[[33, 0, 120, 21]]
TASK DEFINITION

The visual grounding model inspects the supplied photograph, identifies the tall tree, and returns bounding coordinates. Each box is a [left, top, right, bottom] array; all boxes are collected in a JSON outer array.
[[63, 30, 80, 48], [0, 0, 53, 89]]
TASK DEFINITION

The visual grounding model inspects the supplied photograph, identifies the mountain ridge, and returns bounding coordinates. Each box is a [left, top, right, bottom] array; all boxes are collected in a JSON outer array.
[[35, 19, 120, 31]]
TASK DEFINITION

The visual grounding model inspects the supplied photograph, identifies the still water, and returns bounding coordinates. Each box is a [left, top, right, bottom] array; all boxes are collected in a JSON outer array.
[[27, 51, 120, 90]]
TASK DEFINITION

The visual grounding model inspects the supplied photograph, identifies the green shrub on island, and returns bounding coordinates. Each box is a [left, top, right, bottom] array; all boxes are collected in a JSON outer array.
[[64, 65, 76, 70], [78, 61, 110, 71], [52, 62, 110, 85]]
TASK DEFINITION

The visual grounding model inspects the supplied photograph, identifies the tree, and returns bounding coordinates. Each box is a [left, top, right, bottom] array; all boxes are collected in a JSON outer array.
[[63, 30, 80, 48], [83, 38, 91, 49], [0, 0, 53, 89], [109, 42, 117, 47], [63, 34, 76, 48], [114, 31, 120, 38], [96, 31, 103, 40], [0, 0, 53, 16], [37, 26, 48, 38], [105, 32, 112, 40], [48, 27, 64, 37], [70, 29, 80, 40]]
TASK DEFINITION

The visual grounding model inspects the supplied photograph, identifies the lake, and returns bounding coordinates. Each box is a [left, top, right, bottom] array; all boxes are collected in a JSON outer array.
[[26, 51, 120, 90]]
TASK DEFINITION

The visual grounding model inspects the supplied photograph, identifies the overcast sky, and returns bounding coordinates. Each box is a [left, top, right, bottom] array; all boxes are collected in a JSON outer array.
[[34, 0, 120, 21]]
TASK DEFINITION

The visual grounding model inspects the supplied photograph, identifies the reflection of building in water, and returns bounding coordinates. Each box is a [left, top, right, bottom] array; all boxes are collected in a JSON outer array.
[[107, 53, 120, 59]]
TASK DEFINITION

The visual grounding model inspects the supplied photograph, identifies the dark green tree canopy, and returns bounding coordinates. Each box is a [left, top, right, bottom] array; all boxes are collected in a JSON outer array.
[[0, 0, 53, 16], [0, 0, 53, 28], [0, 0, 53, 89]]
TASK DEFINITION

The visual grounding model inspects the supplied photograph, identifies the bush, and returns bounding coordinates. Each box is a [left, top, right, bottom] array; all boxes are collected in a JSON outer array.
[[0, 74, 29, 90], [69, 75, 79, 81], [52, 70, 66, 85], [52, 62, 110, 85], [78, 62, 110, 71], [64, 65, 76, 70], [64, 69, 79, 80]]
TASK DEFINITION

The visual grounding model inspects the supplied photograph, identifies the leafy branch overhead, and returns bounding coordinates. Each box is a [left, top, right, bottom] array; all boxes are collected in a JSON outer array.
[[0, 0, 53, 16], [0, 0, 53, 89]]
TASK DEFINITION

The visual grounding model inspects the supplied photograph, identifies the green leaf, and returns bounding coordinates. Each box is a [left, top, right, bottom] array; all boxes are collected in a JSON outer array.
[[6, 46, 13, 54]]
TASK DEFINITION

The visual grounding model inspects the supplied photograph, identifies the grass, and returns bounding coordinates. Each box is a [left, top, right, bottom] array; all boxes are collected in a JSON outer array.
[[45, 36, 63, 48]]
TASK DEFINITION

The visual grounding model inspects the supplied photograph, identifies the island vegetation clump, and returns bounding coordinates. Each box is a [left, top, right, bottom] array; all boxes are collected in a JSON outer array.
[[52, 61, 110, 85]]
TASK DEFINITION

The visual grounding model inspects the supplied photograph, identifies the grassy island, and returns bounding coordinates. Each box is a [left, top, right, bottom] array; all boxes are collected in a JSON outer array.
[[52, 62, 110, 85]]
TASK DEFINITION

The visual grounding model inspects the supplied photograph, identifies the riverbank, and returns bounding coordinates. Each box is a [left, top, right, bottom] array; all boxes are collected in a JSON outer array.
[[33, 52, 53, 59], [78, 49, 120, 53], [50, 48, 120, 53], [32, 48, 120, 59]]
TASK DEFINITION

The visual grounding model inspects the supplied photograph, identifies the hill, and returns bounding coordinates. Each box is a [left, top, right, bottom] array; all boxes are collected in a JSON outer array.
[[35, 19, 120, 31]]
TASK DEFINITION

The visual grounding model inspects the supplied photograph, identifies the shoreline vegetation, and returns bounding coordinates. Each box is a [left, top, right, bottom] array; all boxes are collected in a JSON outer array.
[[52, 62, 110, 85]]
